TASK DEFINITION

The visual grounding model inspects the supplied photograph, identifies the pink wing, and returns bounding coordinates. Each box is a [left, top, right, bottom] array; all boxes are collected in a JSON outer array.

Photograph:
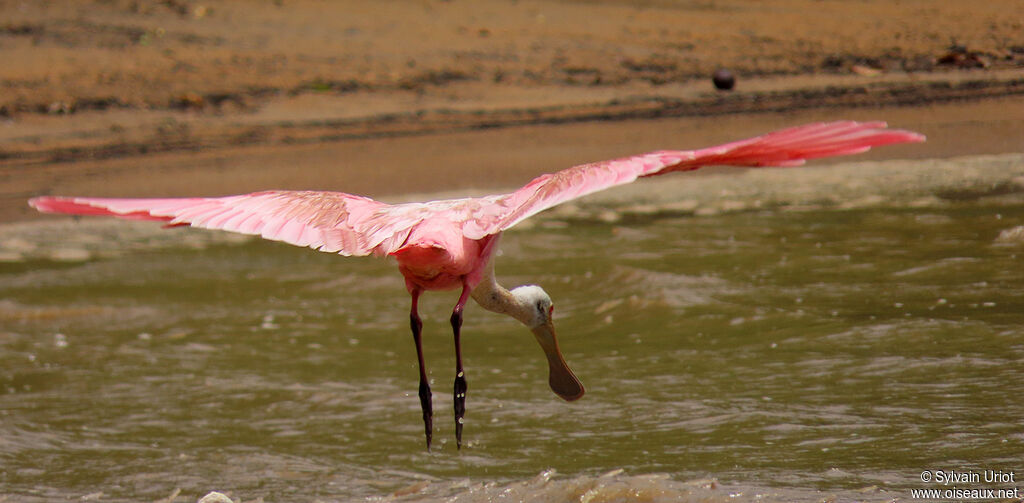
[[29, 191, 429, 256], [460, 121, 924, 238], [30, 121, 923, 254]]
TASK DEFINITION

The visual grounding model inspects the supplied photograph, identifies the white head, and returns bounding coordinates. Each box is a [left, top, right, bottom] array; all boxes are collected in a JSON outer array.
[[508, 284, 584, 401], [509, 285, 554, 328]]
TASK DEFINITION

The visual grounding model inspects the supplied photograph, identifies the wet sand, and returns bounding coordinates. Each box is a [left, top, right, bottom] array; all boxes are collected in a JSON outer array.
[[2, 0, 1024, 224]]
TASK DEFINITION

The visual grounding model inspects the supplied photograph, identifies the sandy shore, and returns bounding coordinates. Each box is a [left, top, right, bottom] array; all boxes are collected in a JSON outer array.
[[2, 0, 1023, 222]]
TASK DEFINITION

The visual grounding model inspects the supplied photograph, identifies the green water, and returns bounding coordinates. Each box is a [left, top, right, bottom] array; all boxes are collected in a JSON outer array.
[[2, 203, 1023, 501]]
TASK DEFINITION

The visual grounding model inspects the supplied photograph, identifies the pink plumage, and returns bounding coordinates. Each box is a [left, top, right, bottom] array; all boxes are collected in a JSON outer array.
[[30, 121, 923, 264], [28, 120, 925, 449]]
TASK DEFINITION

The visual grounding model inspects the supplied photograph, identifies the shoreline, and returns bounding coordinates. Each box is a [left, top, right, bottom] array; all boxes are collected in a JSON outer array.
[[3, 69, 1022, 169]]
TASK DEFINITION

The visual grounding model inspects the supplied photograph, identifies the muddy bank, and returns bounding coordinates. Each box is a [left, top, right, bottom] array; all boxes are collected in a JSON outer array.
[[3, 0, 1023, 116], [3, 0, 1023, 165]]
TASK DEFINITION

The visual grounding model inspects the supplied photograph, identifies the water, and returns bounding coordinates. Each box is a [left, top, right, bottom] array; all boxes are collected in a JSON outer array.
[[2, 157, 1024, 502]]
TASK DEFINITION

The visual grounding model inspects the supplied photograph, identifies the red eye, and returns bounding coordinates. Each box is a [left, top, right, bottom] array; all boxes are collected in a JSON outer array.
[[548, 305, 554, 317]]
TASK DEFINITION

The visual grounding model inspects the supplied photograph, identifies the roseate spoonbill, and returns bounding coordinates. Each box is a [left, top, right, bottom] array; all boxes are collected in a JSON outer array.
[[29, 121, 924, 449]]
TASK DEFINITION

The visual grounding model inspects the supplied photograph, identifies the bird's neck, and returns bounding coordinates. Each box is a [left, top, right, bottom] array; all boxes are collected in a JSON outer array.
[[470, 260, 533, 326]]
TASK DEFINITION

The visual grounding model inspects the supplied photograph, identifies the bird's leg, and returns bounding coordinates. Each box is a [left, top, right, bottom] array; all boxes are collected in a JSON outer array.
[[451, 280, 472, 449], [409, 288, 432, 450]]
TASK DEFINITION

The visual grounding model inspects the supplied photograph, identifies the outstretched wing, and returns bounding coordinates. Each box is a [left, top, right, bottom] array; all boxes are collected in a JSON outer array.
[[460, 121, 924, 238], [29, 191, 427, 256], [30, 122, 923, 254]]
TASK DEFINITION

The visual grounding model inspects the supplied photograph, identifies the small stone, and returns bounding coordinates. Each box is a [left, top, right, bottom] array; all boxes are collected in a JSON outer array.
[[712, 69, 735, 90]]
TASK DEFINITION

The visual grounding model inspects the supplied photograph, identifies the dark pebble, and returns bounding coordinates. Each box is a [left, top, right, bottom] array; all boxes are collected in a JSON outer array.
[[712, 69, 735, 90]]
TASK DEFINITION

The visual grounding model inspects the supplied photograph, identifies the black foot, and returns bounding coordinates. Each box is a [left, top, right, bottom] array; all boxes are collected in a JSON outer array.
[[409, 300, 433, 451], [450, 309, 468, 449], [454, 370, 467, 449], [418, 378, 433, 450]]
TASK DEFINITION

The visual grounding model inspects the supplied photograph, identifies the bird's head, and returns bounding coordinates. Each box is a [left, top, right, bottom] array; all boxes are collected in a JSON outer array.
[[510, 285, 585, 402]]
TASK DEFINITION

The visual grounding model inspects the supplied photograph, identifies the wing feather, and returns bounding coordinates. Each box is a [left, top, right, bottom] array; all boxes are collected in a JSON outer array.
[[29, 191, 423, 257], [460, 121, 924, 238]]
